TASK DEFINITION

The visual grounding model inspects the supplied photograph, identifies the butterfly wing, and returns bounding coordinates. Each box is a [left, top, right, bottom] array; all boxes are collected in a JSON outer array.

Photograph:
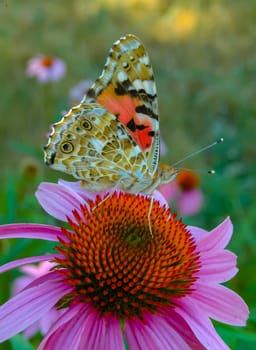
[[83, 34, 160, 175], [44, 103, 149, 192]]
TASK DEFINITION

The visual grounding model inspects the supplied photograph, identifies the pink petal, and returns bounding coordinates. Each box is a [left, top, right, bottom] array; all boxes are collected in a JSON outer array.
[[197, 217, 233, 252], [158, 182, 178, 201], [161, 308, 205, 349], [58, 179, 103, 201], [0, 254, 57, 274], [160, 137, 167, 156], [11, 276, 33, 295], [58, 179, 115, 204], [176, 298, 230, 350], [48, 59, 66, 81], [177, 189, 203, 216], [199, 250, 238, 283], [153, 190, 170, 208], [69, 79, 93, 102], [125, 313, 191, 350], [78, 309, 124, 350], [26, 56, 66, 83], [23, 322, 41, 339], [0, 272, 70, 342], [39, 304, 124, 350], [102, 316, 125, 350], [22, 269, 65, 290], [36, 182, 87, 222], [0, 223, 62, 241], [192, 283, 249, 326], [39, 307, 62, 335], [188, 225, 208, 240], [38, 304, 89, 350], [20, 261, 57, 277]]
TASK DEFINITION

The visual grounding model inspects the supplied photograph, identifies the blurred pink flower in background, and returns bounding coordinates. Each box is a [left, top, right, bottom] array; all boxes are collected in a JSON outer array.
[[69, 79, 93, 103], [0, 180, 249, 349], [26, 55, 66, 83], [11, 261, 61, 339], [160, 137, 167, 156], [159, 170, 203, 216]]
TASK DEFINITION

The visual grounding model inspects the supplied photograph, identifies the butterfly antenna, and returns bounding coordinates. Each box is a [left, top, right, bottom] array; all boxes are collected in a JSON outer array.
[[172, 138, 224, 167]]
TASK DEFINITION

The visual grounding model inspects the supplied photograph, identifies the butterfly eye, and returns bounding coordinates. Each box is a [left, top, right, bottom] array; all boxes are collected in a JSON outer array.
[[60, 142, 74, 153], [81, 119, 92, 130]]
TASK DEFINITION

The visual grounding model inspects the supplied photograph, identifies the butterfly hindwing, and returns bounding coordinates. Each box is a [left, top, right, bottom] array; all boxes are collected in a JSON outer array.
[[44, 103, 149, 191], [83, 34, 160, 175]]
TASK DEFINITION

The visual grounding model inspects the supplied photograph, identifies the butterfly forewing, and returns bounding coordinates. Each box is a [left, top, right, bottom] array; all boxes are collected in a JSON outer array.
[[83, 34, 160, 175]]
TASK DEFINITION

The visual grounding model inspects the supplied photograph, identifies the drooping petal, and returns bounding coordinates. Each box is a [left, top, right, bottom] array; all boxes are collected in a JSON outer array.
[[125, 313, 191, 350], [102, 316, 125, 350], [39, 307, 63, 336], [0, 272, 71, 343], [0, 254, 58, 274], [191, 283, 249, 326], [153, 190, 170, 208], [39, 304, 124, 350], [176, 298, 230, 350], [58, 179, 109, 202], [11, 276, 33, 296], [10, 261, 63, 339], [197, 217, 233, 252], [0, 223, 62, 241], [161, 308, 206, 350], [78, 308, 125, 350], [36, 182, 87, 222], [199, 250, 238, 283], [38, 304, 89, 350]]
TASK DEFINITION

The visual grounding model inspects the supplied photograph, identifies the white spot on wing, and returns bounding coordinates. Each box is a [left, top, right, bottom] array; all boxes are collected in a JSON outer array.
[[133, 79, 156, 96], [140, 55, 150, 65], [144, 80, 156, 95], [117, 70, 128, 82], [132, 79, 144, 91]]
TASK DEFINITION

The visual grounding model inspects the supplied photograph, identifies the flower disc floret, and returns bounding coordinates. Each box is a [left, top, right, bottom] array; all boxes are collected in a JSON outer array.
[[55, 193, 200, 319]]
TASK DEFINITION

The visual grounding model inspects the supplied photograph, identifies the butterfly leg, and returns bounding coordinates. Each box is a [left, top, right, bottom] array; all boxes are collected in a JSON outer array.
[[92, 191, 114, 212], [148, 194, 154, 237], [91, 181, 123, 212]]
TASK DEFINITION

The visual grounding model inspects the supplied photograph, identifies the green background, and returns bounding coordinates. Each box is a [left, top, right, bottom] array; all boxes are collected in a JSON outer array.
[[0, 0, 255, 348]]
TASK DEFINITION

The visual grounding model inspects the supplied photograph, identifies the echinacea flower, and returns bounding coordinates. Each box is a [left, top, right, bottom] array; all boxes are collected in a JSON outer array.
[[159, 170, 203, 216], [11, 261, 61, 339], [0, 180, 248, 349], [26, 55, 66, 83], [160, 137, 168, 156]]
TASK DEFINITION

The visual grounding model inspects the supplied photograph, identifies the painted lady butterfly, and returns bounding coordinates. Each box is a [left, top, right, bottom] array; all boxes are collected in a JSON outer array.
[[44, 34, 177, 195]]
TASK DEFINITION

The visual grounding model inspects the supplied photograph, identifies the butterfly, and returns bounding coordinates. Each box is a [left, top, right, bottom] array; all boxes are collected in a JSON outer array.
[[44, 34, 177, 197]]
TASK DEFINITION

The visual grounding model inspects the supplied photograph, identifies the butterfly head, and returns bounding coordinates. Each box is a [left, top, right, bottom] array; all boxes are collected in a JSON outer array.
[[158, 164, 178, 185]]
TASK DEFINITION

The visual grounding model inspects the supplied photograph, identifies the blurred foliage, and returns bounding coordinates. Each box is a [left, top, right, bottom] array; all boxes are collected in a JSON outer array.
[[0, 0, 256, 348]]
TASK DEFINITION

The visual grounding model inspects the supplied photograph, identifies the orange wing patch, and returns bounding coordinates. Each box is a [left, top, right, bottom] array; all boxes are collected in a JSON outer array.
[[97, 84, 154, 152]]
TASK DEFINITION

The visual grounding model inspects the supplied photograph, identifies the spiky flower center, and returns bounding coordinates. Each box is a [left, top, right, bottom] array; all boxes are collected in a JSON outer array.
[[41, 56, 54, 68], [55, 193, 200, 319]]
